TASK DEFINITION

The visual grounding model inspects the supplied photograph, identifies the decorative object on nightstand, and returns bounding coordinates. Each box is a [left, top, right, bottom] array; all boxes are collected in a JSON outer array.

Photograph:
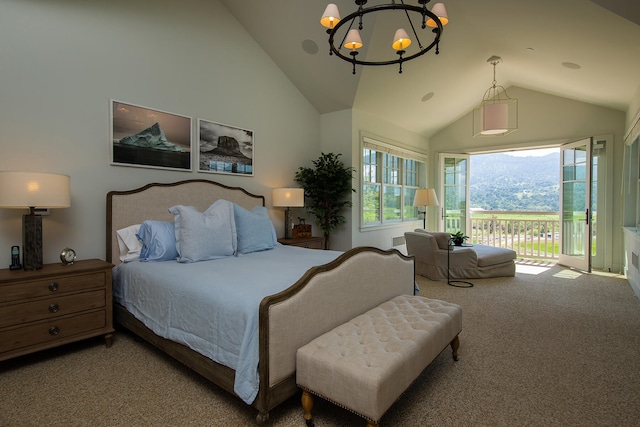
[[272, 188, 305, 239], [277, 236, 324, 250], [413, 188, 439, 229], [60, 247, 77, 265], [9, 245, 22, 270], [0, 259, 114, 361], [292, 217, 312, 238], [0, 172, 71, 270]]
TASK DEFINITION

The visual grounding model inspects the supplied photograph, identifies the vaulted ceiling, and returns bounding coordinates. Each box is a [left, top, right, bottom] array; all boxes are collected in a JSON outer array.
[[220, 0, 640, 138]]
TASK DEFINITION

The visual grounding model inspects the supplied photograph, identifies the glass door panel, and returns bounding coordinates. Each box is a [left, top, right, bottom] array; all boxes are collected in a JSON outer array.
[[439, 154, 470, 235], [559, 138, 591, 272]]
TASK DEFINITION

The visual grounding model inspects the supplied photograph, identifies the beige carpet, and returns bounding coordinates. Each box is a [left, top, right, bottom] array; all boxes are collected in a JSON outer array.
[[1, 261, 639, 426]]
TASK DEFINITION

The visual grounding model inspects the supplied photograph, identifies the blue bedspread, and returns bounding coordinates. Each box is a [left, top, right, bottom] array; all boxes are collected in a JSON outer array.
[[112, 244, 341, 404]]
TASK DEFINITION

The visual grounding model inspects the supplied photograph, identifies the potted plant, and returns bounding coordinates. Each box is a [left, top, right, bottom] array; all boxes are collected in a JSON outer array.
[[294, 153, 355, 250], [451, 231, 469, 246]]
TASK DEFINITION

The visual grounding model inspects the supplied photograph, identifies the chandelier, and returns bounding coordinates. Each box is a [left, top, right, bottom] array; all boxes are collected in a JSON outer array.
[[473, 56, 518, 136], [320, 1, 449, 74]]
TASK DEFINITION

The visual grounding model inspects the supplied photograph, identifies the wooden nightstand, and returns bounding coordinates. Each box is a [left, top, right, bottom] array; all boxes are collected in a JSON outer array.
[[278, 236, 324, 249], [0, 259, 114, 361]]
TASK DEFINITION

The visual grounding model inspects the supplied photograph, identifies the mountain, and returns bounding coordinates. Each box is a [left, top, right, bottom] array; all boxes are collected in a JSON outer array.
[[469, 152, 560, 211]]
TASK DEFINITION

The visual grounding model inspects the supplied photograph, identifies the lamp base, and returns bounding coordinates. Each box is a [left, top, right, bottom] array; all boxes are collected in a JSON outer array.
[[23, 208, 43, 270], [419, 209, 426, 229], [284, 208, 293, 240]]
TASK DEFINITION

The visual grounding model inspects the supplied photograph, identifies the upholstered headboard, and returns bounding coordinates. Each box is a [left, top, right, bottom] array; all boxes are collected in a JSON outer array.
[[106, 179, 265, 265]]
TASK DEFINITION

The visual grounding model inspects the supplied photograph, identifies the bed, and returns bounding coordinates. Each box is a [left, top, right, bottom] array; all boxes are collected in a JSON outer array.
[[106, 179, 415, 424]]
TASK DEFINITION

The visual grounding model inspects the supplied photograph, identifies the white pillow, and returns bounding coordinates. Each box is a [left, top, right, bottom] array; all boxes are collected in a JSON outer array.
[[116, 224, 142, 262], [169, 200, 237, 263]]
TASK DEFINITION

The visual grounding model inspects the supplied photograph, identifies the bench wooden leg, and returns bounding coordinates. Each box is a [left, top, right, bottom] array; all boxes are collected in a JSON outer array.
[[302, 390, 314, 427], [450, 335, 460, 361]]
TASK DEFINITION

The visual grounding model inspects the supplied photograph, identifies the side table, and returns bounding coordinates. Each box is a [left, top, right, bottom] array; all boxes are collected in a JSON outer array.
[[278, 236, 324, 249], [447, 243, 474, 288], [0, 259, 114, 361]]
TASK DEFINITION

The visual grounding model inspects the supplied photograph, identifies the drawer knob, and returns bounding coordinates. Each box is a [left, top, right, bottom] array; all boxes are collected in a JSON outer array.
[[49, 303, 59, 313], [49, 326, 60, 336], [48, 282, 59, 292]]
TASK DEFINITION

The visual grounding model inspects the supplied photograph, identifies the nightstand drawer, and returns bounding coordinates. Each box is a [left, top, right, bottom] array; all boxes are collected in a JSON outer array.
[[0, 272, 107, 304], [278, 236, 324, 249], [0, 290, 106, 328], [0, 310, 107, 354]]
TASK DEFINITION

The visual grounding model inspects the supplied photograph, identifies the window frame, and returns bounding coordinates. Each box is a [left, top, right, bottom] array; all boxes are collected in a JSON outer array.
[[361, 135, 428, 230]]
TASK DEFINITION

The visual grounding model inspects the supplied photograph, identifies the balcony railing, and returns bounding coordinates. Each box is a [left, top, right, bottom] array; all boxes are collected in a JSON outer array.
[[446, 210, 561, 260]]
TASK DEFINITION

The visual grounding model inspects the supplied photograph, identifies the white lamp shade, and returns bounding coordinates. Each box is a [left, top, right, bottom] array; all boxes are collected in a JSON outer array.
[[426, 3, 448, 27], [344, 29, 363, 50], [481, 103, 509, 135], [272, 188, 304, 207], [320, 4, 341, 29], [413, 188, 439, 207], [0, 172, 70, 208], [392, 29, 412, 51]]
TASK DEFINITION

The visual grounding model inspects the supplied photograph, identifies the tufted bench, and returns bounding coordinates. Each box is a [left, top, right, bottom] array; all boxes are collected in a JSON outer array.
[[296, 295, 462, 427]]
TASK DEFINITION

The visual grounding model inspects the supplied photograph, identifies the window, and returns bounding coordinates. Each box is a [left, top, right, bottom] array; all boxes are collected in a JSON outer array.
[[361, 137, 427, 228]]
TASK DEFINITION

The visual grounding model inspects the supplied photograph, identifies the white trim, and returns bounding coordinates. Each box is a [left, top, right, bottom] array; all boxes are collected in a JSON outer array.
[[362, 136, 428, 163], [624, 110, 640, 146]]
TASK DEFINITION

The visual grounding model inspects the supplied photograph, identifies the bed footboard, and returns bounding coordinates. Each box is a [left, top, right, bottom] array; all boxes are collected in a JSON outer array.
[[256, 246, 415, 418]]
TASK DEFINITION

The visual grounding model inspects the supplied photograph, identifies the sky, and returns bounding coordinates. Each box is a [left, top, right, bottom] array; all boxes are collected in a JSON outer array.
[[504, 147, 559, 157]]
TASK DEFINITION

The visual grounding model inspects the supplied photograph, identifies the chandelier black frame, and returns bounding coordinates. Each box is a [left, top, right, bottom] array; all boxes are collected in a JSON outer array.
[[324, 1, 444, 74]]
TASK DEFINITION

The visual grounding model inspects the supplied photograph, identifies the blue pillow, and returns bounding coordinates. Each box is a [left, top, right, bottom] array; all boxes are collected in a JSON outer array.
[[169, 200, 237, 263], [136, 220, 178, 262], [234, 204, 277, 254]]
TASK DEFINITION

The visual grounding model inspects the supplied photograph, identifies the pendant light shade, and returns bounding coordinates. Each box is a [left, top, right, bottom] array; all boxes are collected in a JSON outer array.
[[426, 3, 449, 28], [344, 29, 363, 50], [473, 56, 518, 136], [320, 4, 341, 29], [392, 29, 412, 51], [482, 103, 509, 135]]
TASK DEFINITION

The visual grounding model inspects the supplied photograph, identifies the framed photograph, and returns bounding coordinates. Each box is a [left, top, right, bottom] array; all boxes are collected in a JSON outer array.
[[197, 119, 254, 176], [111, 100, 192, 171]]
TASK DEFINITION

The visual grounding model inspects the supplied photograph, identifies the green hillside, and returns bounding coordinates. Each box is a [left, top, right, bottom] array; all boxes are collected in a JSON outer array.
[[470, 152, 560, 211]]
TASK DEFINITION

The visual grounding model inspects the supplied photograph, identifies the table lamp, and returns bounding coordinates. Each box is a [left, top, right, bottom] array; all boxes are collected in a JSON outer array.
[[272, 188, 304, 239], [413, 188, 439, 229], [0, 172, 71, 270]]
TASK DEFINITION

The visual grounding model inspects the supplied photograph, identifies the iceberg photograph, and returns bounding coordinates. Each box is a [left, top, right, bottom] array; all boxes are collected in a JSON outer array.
[[111, 100, 192, 170]]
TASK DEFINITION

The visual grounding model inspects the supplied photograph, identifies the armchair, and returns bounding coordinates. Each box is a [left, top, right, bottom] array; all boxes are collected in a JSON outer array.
[[405, 229, 516, 280]]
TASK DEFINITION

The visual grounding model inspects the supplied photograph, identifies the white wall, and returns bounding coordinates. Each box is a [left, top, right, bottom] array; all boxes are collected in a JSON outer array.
[[0, 0, 322, 264], [318, 109, 354, 251], [430, 86, 627, 272], [627, 84, 640, 133]]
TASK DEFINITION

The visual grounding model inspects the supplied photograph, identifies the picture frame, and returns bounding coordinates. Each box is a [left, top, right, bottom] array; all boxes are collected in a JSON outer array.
[[197, 119, 254, 176], [110, 100, 192, 171]]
